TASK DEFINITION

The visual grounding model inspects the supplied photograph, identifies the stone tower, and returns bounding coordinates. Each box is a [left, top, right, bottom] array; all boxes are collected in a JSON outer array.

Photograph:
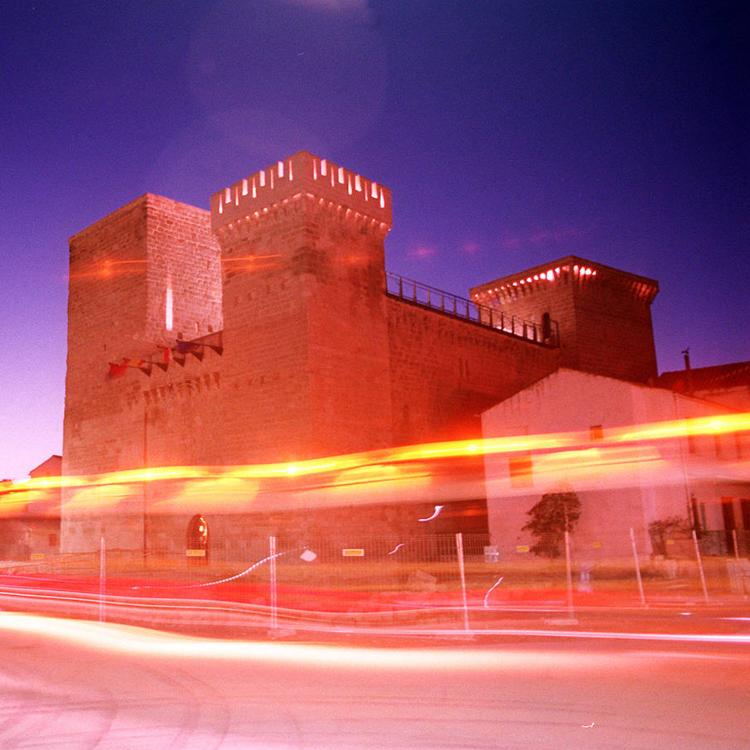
[[211, 151, 394, 461], [471, 256, 659, 383], [62, 194, 223, 551]]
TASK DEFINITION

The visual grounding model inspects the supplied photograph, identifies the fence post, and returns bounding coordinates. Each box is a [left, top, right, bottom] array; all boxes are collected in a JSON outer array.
[[732, 529, 740, 561], [98, 534, 106, 623], [692, 529, 709, 602], [629, 527, 647, 607], [564, 530, 575, 619], [269, 535, 278, 631], [455, 533, 471, 633]]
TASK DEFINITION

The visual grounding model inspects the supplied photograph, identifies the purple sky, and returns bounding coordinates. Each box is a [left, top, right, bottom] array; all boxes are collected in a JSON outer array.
[[1, 1, 747, 479]]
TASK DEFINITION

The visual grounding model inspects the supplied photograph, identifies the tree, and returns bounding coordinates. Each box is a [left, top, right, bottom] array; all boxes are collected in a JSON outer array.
[[648, 515, 690, 557], [522, 491, 581, 558]]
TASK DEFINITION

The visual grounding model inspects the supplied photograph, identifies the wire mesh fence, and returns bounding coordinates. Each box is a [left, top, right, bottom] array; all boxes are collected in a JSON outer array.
[[2, 530, 750, 630]]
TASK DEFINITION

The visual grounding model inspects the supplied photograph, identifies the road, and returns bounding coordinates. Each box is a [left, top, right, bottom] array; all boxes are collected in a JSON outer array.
[[0, 612, 748, 749]]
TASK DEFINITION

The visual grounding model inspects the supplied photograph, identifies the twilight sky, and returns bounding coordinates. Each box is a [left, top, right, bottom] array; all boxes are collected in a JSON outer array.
[[1, 0, 747, 479]]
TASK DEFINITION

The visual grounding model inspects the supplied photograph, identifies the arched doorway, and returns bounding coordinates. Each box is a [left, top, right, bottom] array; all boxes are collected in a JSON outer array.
[[186, 514, 209, 564]]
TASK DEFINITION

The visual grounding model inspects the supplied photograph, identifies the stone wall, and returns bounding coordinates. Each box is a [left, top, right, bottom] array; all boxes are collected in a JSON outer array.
[[471, 258, 658, 383], [62, 195, 222, 551], [386, 299, 560, 444]]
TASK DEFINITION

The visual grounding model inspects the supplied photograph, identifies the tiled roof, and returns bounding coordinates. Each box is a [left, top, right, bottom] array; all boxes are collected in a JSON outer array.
[[657, 361, 750, 393]]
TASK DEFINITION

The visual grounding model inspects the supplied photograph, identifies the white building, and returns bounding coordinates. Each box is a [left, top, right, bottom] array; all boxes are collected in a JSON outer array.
[[481, 368, 749, 559]]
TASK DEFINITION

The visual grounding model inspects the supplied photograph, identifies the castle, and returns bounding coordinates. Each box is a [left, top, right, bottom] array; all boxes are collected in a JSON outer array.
[[61, 152, 661, 555]]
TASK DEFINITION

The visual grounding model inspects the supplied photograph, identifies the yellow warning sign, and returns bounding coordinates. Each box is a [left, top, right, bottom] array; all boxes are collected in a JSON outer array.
[[342, 548, 365, 557], [185, 548, 206, 557], [30, 553, 45, 560], [515, 545, 530, 553], [592, 541, 602, 549]]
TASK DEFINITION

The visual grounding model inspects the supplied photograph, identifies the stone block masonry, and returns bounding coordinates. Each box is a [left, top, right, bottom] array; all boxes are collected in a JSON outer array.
[[62, 195, 222, 551], [61, 152, 656, 554], [471, 257, 659, 383]]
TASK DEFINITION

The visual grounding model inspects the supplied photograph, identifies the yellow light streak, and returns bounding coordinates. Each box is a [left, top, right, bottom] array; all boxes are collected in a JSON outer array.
[[2, 413, 747, 510]]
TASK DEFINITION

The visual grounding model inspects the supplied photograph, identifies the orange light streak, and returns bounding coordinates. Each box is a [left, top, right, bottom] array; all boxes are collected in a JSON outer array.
[[2, 413, 748, 509], [68, 258, 148, 281]]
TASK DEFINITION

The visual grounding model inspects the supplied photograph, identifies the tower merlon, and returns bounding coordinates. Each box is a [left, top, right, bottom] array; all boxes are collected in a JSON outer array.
[[470, 255, 659, 306], [210, 151, 392, 232]]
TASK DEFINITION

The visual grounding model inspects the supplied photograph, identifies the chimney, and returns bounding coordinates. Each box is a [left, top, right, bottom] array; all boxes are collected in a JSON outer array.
[[682, 348, 691, 370]]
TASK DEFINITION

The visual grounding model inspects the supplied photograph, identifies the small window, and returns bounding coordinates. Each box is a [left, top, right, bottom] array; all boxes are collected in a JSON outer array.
[[590, 424, 604, 441]]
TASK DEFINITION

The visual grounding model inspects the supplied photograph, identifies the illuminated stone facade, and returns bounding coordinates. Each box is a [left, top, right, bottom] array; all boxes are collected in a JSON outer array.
[[61, 152, 659, 554], [472, 257, 659, 383]]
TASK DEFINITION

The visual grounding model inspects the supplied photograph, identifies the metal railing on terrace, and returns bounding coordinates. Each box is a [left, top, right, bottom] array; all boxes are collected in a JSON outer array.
[[386, 272, 559, 347]]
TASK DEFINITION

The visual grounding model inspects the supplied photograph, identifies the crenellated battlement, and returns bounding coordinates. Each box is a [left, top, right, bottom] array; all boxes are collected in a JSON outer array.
[[210, 151, 392, 233], [471, 255, 659, 306], [470, 255, 659, 382]]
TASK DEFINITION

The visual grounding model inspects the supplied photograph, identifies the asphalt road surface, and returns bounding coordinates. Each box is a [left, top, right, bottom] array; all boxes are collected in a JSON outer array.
[[0, 612, 748, 749]]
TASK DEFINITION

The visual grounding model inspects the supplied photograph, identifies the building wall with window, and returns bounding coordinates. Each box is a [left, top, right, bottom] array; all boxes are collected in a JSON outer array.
[[481, 368, 749, 557]]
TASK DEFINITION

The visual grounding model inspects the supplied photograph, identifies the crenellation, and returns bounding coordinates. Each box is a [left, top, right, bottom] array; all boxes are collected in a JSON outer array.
[[472, 256, 658, 307], [468, 254, 658, 382], [212, 151, 392, 233]]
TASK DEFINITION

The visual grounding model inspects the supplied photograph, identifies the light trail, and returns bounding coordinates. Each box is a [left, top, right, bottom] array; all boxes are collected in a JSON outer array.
[[0, 612, 601, 669], [132, 550, 287, 590], [418, 505, 444, 522], [2, 411, 748, 513], [1, 613, 749, 673], [483, 577, 504, 608], [220, 254, 281, 272], [69, 255, 281, 282], [68, 258, 148, 281]]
